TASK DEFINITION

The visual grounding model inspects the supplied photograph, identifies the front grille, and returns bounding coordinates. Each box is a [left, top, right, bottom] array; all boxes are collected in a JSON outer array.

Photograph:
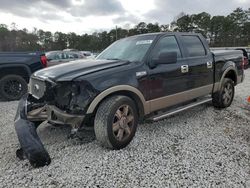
[[29, 77, 46, 99]]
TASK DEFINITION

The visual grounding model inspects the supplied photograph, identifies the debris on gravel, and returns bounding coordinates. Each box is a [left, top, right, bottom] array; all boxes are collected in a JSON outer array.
[[0, 70, 250, 187]]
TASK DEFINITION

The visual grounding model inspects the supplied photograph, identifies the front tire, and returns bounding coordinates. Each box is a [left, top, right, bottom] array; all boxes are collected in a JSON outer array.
[[94, 95, 138, 150], [212, 78, 235, 108], [0, 75, 28, 101]]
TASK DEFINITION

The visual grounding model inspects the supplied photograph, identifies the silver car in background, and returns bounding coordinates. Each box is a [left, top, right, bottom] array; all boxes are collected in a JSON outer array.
[[46, 51, 85, 67]]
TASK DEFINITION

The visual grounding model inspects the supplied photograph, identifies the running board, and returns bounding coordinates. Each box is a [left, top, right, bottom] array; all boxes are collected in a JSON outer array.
[[151, 98, 212, 121]]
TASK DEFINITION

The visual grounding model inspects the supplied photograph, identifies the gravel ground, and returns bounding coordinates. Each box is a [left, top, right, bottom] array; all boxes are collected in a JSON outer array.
[[0, 70, 250, 188]]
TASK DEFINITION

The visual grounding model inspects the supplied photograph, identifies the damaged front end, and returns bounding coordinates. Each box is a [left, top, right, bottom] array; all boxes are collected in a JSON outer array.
[[14, 76, 97, 167]]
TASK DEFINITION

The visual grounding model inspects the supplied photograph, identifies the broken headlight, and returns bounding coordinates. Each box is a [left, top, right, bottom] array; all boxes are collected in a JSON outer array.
[[54, 82, 97, 114]]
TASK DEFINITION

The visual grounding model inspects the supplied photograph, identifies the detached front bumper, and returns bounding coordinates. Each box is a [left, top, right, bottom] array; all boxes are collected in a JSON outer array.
[[14, 94, 51, 167]]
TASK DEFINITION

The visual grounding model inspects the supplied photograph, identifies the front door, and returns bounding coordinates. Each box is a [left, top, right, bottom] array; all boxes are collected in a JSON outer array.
[[146, 35, 190, 112]]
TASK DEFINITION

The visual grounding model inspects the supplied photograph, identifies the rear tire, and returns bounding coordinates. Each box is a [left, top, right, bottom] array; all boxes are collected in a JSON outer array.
[[0, 75, 28, 101], [212, 78, 235, 108], [94, 95, 138, 149]]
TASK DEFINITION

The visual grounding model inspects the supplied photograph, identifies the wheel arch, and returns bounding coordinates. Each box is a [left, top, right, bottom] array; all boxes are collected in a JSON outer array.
[[221, 64, 238, 84], [0, 65, 31, 82], [86, 85, 149, 118], [213, 62, 238, 93], [224, 69, 237, 84]]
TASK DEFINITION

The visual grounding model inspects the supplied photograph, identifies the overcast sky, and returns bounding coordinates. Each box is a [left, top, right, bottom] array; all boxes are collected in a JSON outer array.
[[0, 0, 249, 34]]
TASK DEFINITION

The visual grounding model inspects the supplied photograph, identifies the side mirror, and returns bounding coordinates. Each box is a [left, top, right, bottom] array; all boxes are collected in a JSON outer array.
[[150, 51, 177, 68]]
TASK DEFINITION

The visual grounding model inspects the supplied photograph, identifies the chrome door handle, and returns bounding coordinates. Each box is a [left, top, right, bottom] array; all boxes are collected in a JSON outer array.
[[181, 65, 189, 73], [207, 61, 213, 69]]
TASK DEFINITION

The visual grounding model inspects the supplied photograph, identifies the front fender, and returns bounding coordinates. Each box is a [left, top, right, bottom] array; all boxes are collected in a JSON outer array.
[[86, 85, 150, 115]]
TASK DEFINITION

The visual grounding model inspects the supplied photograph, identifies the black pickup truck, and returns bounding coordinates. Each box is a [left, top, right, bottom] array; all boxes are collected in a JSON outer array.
[[14, 32, 245, 167], [0, 52, 47, 100]]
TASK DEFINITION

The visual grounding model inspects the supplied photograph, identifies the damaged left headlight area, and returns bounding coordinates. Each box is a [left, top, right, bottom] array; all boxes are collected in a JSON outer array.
[[53, 81, 96, 115], [14, 76, 98, 167], [28, 76, 97, 129]]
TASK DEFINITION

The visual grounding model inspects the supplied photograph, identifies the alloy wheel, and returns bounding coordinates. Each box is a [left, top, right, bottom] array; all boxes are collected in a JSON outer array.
[[112, 105, 135, 142], [222, 82, 233, 105]]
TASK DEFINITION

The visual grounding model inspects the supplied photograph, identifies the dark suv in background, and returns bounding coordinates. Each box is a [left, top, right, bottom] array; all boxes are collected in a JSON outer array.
[[0, 52, 47, 100]]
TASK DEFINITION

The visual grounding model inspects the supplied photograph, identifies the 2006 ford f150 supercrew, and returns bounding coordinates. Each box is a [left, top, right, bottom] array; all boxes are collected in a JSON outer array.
[[14, 32, 245, 167]]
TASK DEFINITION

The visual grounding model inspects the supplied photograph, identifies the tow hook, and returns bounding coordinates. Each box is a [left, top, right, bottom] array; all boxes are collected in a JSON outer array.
[[14, 94, 51, 168]]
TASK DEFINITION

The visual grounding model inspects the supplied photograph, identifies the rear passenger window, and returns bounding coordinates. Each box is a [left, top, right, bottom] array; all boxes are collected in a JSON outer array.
[[151, 36, 181, 59], [182, 36, 206, 57]]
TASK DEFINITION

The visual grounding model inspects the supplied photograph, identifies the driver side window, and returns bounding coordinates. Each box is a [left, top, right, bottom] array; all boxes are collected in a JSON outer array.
[[151, 36, 182, 59]]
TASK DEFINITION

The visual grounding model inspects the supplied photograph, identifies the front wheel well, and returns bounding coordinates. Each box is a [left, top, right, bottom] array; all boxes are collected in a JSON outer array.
[[91, 91, 145, 119]]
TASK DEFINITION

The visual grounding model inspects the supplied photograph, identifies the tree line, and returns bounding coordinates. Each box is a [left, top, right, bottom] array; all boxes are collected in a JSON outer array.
[[0, 7, 249, 52]]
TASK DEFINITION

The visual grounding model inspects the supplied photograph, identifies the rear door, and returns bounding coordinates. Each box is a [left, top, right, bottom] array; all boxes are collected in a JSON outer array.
[[180, 35, 214, 95]]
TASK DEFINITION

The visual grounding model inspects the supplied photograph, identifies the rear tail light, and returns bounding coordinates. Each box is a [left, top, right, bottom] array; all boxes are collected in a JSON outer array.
[[242, 56, 248, 70], [40, 55, 48, 68]]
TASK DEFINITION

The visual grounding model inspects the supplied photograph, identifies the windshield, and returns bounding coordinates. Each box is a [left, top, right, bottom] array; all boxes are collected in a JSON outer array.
[[97, 35, 156, 62]]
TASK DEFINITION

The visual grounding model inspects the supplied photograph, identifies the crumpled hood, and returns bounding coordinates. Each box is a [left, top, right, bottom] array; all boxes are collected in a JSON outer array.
[[33, 59, 130, 81]]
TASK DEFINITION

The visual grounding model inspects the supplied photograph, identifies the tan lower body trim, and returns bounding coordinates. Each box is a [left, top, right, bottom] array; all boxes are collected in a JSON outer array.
[[148, 84, 214, 113], [87, 84, 216, 116]]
